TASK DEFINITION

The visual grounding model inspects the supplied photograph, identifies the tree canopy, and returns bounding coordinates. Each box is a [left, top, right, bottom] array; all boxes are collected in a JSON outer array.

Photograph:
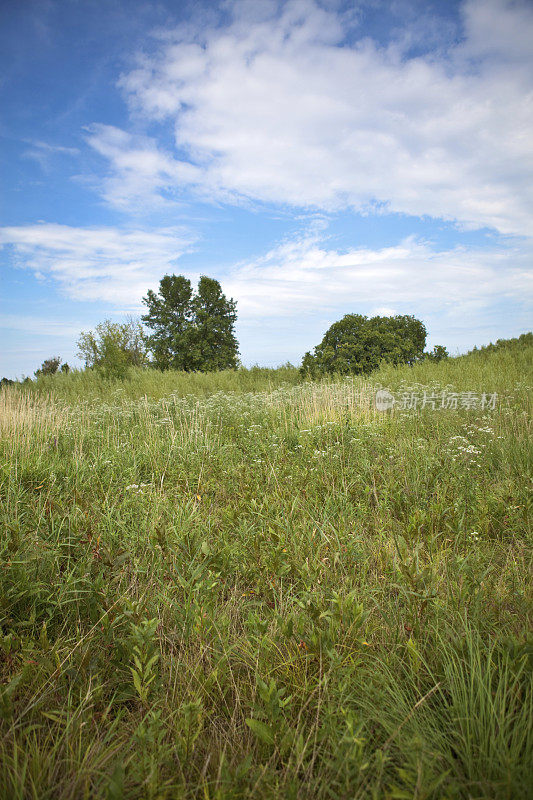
[[142, 275, 239, 371], [301, 314, 428, 376], [77, 319, 147, 379], [34, 357, 62, 378]]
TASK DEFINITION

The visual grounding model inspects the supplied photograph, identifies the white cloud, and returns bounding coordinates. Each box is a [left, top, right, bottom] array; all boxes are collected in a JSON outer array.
[[226, 230, 533, 320], [1, 222, 530, 364], [83, 0, 533, 235], [369, 306, 398, 317], [22, 140, 80, 171], [0, 224, 195, 306], [85, 124, 203, 210], [459, 0, 533, 62], [2, 222, 530, 326], [227, 227, 532, 361]]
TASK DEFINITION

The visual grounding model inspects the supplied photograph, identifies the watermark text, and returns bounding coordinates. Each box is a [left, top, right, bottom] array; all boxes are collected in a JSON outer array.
[[375, 389, 497, 411]]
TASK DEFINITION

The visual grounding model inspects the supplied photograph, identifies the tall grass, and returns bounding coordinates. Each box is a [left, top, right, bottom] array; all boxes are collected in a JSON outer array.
[[0, 346, 531, 798], [22, 363, 301, 403]]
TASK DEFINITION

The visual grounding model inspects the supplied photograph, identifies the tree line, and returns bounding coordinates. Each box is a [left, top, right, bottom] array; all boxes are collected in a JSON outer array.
[[2, 273, 454, 385], [65, 275, 237, 381]]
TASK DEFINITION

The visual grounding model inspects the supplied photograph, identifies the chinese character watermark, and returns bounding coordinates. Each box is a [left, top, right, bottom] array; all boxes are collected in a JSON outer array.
[[375, 389, 497, 411]]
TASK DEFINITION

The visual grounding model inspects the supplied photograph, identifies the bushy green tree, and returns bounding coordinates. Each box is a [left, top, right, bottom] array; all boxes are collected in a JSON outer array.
[[189, 276, 239, 370], [141, 276, 195, 370], [77, 319, 147, 380], [425, 344, 449, 362], [301, 314, 427, 376], [34, 357, 62, 378], [142, 275, 239, 371]]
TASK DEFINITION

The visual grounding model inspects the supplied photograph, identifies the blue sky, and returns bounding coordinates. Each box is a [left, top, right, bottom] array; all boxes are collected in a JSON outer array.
[[1, 0, 532, 378]]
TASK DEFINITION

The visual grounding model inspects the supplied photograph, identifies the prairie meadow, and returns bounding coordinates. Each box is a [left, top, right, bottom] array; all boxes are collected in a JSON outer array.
[[0, 343, 531, 799]]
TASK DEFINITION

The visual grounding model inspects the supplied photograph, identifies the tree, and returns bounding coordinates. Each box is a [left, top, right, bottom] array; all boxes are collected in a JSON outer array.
[[141, 276, 194, 370], [425, 344, 449, 362], [35, 357, 62, 378], [189, 276, 239, 371], [77, 318, 147, 379], [301, 314, 427, 376], [142, 275, 239, 371]]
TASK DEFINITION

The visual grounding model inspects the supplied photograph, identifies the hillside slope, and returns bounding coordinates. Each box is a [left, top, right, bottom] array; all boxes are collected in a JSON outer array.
[[0, 342, 531, 798]]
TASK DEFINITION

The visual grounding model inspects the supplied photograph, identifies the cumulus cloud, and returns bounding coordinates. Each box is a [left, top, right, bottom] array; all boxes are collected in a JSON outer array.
[[83, 0, 533, 235], [85, 124, 203, 210], [0, 224, 195, 306], [459, 0, 533, 62]]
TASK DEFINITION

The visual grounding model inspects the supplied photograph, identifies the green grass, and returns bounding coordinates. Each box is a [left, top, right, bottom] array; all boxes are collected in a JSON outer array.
[[1, 347, 532, 799], [23, 363, 302, 403]]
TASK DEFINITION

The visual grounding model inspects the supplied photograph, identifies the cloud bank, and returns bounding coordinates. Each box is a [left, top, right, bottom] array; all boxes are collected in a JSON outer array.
[[0, 224, 195, 307], [226, 230, 533, 322], [2, 223, 530, 326], [82, 0, 533, 235]]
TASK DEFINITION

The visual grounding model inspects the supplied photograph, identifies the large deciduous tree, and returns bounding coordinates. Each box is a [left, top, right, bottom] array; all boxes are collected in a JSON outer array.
[[141, 276, 195, 371], [142, 275, 239, 371], [190, 276, 239, 371], [301, 314, 428, 376]]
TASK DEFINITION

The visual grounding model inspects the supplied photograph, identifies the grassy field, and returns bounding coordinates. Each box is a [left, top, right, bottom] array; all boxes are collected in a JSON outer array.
[[1, 344, 532, 799], [22, 363, 302, 403]]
